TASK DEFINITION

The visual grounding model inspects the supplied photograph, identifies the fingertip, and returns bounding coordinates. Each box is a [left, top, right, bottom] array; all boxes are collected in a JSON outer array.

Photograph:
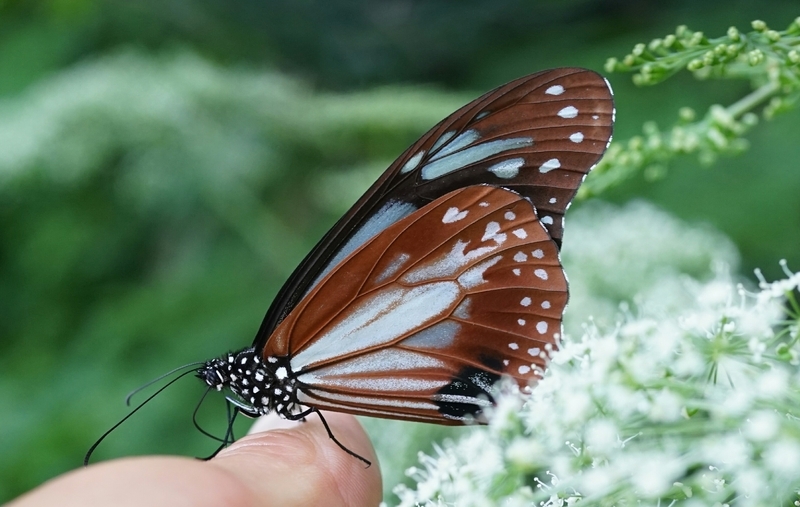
[[214, 411, 382, 506], [247, 412, 301, 433]]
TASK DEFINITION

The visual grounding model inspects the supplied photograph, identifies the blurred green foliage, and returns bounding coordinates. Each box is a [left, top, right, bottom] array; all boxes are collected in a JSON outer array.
[[1, 0, 799, 504]]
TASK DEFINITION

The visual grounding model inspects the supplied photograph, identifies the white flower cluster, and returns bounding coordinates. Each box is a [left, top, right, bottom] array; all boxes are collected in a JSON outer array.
[[394, 226, 800, 505]]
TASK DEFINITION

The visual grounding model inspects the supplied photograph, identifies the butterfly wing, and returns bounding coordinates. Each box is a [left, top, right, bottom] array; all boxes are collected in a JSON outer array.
[[263, 186, 566, 423], [255, 68, 612, 346]]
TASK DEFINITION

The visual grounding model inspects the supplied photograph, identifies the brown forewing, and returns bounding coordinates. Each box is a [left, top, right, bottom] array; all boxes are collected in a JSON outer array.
[[254, 68, 611, 346]]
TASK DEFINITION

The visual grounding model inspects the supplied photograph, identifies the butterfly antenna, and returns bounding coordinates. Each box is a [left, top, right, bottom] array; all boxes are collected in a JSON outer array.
[[125, 361, 205, 406], [84, 368, 198, 466]]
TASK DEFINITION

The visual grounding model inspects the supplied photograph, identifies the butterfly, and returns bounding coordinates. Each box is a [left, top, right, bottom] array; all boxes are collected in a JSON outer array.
[[196, 67, 614, 464]]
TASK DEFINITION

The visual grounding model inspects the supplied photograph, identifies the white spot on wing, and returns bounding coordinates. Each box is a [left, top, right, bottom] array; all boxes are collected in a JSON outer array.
[[542, 300, 551, 309], [513, 251, 527, 262], [558, 106, 578, 119], [532, 249, 544, 259], [402, 239, 497, 284], [401, 150, 425, 173], [509, 342, 519, 350], [482, 222, 506, 244], [549, 197, 557, 204], [541, 216, 554, 225], [504, 211, 516, 221], [458, 255, 502, 289], [520, 297, 531, 307], [518, 365, 531, 374], [488, 157, 525, 179], [517, 319, 526, 326], [539, 158, 561, 173], [536, 321, 548, 334], [528, 347, 541, 357], [442, 207, 468, 224], [512, 268, 521, 276], [570, 132, 584, 143], [534, 269, 548, 280], [512, 228, 527, 239], [479, 202, 489, 207], [545, 84, 565, 95]]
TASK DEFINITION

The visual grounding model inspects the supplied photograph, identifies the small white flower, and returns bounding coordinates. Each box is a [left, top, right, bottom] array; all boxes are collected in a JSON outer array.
[[505, 438, 544, 469], [744, 410, 780, 442], [629, 452, 685, 496], [756, 367, 789, 399], [584, 418, 619, 455], [764, 439, 800, 478], [648, 388, 683, 422]]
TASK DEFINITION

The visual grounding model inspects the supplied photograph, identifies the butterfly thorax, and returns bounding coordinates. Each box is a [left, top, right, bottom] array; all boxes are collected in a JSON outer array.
[[196, 347, 300, 417]]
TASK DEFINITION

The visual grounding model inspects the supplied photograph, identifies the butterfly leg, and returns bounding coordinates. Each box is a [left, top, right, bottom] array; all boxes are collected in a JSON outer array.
[[284, 408, 371, 467], [198, 404, 242, 460]]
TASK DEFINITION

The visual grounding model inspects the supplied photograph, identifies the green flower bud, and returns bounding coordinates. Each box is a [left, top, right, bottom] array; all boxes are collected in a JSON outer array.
[[709, 104, 734, 128], [604, 57, 619, 73], [688, 32, 703, 46], [649, 38, 663, 51], [628, 136, 644, 150], [675, 25, 690, 38], [663, 34, 676, 48], [727, 26, 740, 41], [643, 121, 659, 136], [679, 107, 696, 122], [788, 50, 800, 64], [766, 30, 780, 42], [687, 59, 704, 70], [751, 20, 767, 31], [741, 112, 758, 127], [633, 43, 646, 56], [748, 49, 764, 65]]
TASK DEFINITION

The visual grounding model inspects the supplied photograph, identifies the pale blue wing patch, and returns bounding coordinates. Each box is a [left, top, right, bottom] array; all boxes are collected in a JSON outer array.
[[421, 136, 533, 180], [309, 199, 417, 290]]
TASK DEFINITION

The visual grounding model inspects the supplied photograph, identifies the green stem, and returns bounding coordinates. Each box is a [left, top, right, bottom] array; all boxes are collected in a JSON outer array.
[[726, 81, 780, 117]]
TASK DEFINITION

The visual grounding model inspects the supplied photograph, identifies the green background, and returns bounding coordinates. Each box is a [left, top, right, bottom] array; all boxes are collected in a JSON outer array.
[[1, 0, 798, 502]]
